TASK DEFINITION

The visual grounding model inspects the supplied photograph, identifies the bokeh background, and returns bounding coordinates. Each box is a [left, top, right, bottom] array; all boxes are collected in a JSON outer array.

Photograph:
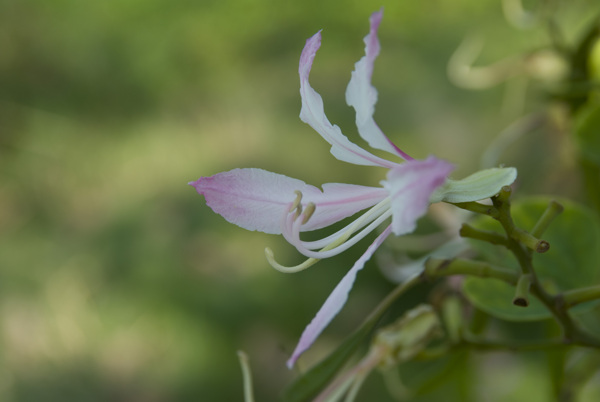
[[1, 0, 599, 400]]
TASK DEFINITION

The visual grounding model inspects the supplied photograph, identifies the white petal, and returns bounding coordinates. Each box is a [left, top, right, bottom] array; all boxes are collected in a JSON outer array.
[[345, 10, 412, 160], [287, 225, 393, 368], [299, 31, 399, 168], [189, 168, 387, 234]]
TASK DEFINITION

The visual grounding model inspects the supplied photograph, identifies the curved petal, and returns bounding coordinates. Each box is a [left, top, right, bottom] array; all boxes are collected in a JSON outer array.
[[189, 168, 388, 235], [345, 10, 412, 160], [300, 32, 399, 169], [382, 156, 454, 236], [287, 225, 393, 368]]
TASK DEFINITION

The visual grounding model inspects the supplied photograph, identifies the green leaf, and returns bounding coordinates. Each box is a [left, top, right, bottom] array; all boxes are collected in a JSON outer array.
[[463, 197, 600, 321], [282, 316, 377, 402]]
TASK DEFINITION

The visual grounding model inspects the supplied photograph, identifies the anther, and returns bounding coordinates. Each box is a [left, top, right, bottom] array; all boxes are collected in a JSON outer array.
[[290, 190, 303, 213], [301, 202, 316, 224]]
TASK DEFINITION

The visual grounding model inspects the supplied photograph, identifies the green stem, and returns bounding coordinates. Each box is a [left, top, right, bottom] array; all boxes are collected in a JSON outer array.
[[365, 274, 422, 324], [561, 285, 600, 308], [451, 201, 499, 217], [459, 223, 508, 246], [491, 192, 600, 348], [461, 336, 566, 352], [424, 258, 519, 285], [530, 200, 564, 238], [511, 228, 550, 253], [237, 351, 255, 402], [417, 336, 567, 360], [513, 274, 532, 307]]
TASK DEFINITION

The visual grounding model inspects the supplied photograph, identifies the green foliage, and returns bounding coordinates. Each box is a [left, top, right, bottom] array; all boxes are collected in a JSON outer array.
[[576, 103, 600, 165], [463, 197, 600, 321]]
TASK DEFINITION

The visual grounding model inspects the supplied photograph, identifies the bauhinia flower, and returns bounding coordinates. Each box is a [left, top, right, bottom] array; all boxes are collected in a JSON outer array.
[[189, 10, 517, 369]]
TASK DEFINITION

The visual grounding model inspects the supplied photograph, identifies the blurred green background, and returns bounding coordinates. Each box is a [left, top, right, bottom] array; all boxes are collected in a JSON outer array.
[[1, 0, 599, 400]]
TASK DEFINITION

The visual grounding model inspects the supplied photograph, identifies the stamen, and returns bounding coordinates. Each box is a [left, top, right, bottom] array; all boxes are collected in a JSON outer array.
[[267, 197, 393, 273], [298, 198, 391, 250], [301, 202, 316, 224], [290, 190, 303, 213], [287, 209, 393, 259], [264, 247, 320, 273]]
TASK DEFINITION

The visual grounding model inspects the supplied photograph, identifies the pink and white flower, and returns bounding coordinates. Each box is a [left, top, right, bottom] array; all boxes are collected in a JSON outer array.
[[189, 10, 517, 368]]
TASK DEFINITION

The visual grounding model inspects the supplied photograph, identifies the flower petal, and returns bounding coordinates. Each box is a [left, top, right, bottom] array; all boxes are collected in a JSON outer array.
[[430, 167, 517, 203], [189, 168, 308, 234], [300, 31, 399, 168], [345, 10, 412, 161], [382, 156, 454, 236], [189, 168, 388, 235], [287, 225, 393, 368]]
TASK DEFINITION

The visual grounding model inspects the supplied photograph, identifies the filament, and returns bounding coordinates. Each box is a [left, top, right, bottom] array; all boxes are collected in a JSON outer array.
[[296, 197, 391, 250], [265, 247, 321, 273], [286, 209, 393, 259]]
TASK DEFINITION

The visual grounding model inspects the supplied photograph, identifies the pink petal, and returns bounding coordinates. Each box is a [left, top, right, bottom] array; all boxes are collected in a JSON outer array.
[[299, 32, 399, 169], [382, 156, 454, 236], [345, 9, 412, 161], [287, 225, 393, 368], [189, 168, 387, 235]]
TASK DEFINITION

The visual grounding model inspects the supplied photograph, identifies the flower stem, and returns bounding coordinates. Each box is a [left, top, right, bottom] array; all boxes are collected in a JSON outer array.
[[530, 200, 564, 238], [490, 192, 600, 348], [459, 223, 508, 246], [451, 201, 499, 217], [511, 228, 550, 253], [561, 285, 600, 308], [461, 336, 566, 352], [237, 351, 255, 402], [513, 274, 532, 307], [365, 273, 422, 324], [424, 258, 519, 285]]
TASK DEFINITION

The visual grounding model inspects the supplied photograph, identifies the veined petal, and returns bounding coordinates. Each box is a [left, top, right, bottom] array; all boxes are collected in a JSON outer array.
[[300, 32, 399, 169], [430, 166, 517, 203], [189, 168, 388, 235], [189, 168, 309, 234], [287, 225, 393, 368], [345, 10, 412, 161], [382, 156, 454, 236]]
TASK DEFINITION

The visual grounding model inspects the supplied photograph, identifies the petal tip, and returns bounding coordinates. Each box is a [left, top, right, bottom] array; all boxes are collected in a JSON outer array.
[[286, 356, 296, 370], [370, 8, 383, 26], [300, 31, 322, 78]]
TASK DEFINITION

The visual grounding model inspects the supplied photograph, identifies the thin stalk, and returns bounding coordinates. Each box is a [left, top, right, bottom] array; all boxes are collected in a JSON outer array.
[[562, 285, 600, 308], [424, 258, 519, 285], [459, 223, 508, 246], [513, 274, 532, 307]]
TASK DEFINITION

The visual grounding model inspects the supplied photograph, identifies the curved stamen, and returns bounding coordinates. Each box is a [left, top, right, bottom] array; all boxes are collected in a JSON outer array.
[[287, 208, 393, 259], [265, 247, 321, 273], [290, 190, 304, 219], [286, 197, 391, 251], [266, 196, 392, 273]]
